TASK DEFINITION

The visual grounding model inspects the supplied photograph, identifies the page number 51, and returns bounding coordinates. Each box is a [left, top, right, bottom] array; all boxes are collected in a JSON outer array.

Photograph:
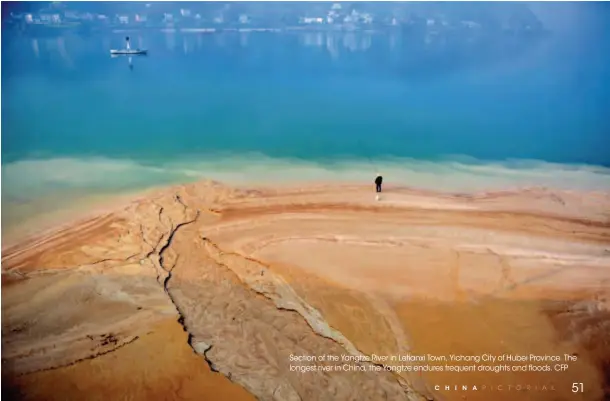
[[572, 383, 584, 393]]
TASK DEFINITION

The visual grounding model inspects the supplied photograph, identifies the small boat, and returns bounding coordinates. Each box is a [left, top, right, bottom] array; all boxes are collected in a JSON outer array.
[[110, 49, 148, 55], [110, 36, 147, 55]]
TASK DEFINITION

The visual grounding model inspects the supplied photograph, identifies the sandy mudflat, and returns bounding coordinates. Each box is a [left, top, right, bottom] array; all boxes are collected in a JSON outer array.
[[3, 318, 257, 401], [2, 180, 610, 401]]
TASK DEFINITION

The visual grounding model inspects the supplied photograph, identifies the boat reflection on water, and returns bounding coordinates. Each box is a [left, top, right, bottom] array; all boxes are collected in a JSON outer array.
[[111, 54, 147, 71]]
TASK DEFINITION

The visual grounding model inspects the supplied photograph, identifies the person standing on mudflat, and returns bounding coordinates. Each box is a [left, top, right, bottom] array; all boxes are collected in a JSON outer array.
[[374, 174, 383, 193]]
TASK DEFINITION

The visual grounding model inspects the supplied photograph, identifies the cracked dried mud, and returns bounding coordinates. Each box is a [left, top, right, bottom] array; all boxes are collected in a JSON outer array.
[[2, 181, 610, 401]]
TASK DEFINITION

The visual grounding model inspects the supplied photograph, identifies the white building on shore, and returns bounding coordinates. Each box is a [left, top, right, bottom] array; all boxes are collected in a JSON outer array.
[[300, 17, 324, 24]]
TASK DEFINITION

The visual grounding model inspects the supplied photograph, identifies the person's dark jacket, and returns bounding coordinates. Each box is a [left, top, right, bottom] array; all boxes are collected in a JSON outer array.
[[375, 176, 383, 185]]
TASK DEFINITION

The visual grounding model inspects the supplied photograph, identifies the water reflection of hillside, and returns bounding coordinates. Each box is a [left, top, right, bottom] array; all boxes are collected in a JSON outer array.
[[299, 32, 373, 55], [5, 30, 546, 82], [13, 29, 541, 59], [157, 30, 378, 55]]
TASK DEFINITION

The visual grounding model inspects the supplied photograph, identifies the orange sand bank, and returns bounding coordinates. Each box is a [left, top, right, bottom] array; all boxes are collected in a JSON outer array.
[[2, 181, 609, 401], [3, 319, 256, 401]]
